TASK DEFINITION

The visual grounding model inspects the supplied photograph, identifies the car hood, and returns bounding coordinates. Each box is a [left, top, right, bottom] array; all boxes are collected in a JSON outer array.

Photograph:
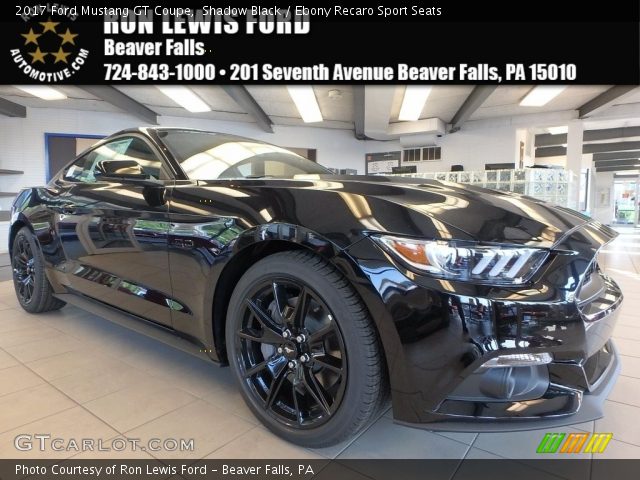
[[318, 175, 615, 249], [191, 175, 616, 250]]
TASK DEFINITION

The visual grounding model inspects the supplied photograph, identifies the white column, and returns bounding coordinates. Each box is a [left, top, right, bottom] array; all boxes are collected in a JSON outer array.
[[584, 154, 595, 214], [565, 119, 584, 210]]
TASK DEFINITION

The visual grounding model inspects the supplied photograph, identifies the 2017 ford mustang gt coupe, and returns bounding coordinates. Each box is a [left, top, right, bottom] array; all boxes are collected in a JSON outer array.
[[10, 128, 622, 447]]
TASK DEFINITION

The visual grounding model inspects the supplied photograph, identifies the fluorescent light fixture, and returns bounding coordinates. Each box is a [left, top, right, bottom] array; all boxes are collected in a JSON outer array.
[[398, 85, 432, 121], [520, 86, 567, 107], [547, 126, 568, 135], [157, 86, 210, 113], [14, 85, 66, 100], [287, 86, 322, 123]]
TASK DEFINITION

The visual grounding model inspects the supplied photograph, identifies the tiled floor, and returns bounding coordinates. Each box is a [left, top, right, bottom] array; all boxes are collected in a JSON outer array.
[[0, 230, 639, 471]]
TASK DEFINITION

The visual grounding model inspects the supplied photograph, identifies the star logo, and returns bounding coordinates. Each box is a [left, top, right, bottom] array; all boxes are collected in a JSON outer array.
[[52, 47, 71, 64], [12, 13, 88, 81], [58, 28, 78, 46], [17, 19, 80, 67], [21, 28, 41, 46], [28, 47, 48, 64], [39, 18, 60, 34]]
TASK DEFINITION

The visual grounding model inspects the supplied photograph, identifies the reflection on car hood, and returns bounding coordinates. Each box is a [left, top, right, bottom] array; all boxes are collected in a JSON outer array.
[[325, 175, 601, 247], [193, 175, 616, 250]]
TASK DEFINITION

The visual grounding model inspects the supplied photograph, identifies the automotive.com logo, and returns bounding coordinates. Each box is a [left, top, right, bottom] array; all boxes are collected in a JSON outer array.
[[536, 432, 613, 454], [10, 4, 88, 82]]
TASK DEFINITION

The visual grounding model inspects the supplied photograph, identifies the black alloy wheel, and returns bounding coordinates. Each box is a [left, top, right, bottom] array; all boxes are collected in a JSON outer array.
[[226, 251, 387, 447], [12, 227, 66, 313], [13, 233, 36, 304], [236, 278, 347, 428]]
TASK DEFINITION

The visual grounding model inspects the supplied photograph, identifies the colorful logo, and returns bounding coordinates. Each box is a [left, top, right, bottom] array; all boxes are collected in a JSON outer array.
[[536, 432, 612, 454]]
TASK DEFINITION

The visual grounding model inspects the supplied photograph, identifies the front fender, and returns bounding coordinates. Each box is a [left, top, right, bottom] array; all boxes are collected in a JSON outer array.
[[9, 188, 67, 293], [232, 222, 343, 259], [203, 222, 347, 362]]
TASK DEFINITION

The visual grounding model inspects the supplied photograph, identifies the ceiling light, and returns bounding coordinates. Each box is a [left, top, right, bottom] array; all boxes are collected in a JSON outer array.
[[547, 126, 568, 135], [157, 86, 210, 113], [287, 86, 323, 123], [399, 85, 432, 121], [14, 85, 66, 100], [520, 86, 567, 107]]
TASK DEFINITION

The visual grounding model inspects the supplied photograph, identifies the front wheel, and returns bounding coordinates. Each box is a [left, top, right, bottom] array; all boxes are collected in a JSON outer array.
[[12, 226, 66, 313], [226, 251, 387, 447]]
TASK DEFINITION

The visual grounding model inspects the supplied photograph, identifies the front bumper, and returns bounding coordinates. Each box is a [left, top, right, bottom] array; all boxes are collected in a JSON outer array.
[[401, 340, 620, 432], [341, 222, 622, 431]]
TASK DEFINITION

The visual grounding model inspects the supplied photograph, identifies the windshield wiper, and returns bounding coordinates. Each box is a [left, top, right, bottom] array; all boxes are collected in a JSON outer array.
[[244, 175, 275, 179]]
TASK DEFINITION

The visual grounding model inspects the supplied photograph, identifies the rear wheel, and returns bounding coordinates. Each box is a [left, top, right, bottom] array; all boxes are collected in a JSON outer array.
[[226, 251, 386, 447], [12, 227, 65, 313]]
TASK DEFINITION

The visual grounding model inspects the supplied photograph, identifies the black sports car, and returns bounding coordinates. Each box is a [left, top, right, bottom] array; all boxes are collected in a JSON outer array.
[[10, 127, 622, 447]]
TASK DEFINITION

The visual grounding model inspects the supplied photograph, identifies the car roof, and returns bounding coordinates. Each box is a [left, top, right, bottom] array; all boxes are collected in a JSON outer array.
[[110, 127, 261, 144], [112, 127, 231, 135]]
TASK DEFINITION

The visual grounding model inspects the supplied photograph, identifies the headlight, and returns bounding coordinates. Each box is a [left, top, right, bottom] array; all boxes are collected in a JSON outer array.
[[373, 235, 548, 285]]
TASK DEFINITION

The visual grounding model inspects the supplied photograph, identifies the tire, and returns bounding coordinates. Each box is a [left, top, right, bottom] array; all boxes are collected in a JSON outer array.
[[12, 226, 66, 313], [226, 250, 387, 447]]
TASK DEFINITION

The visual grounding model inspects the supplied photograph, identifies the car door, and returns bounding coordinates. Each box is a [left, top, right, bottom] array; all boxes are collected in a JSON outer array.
[[54, 135, 178, 326]]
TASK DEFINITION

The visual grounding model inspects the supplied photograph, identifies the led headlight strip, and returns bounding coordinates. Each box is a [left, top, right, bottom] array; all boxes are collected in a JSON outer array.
[[373, 235, 549, 285]]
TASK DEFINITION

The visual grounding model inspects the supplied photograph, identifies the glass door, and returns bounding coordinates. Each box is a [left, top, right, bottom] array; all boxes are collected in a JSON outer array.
[[613, 179, 639, 226]]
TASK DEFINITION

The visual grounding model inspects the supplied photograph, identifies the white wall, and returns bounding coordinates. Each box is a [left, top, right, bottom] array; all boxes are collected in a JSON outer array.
[[364, 124, 524, 173], [435, 126, 518, 171], [516, 128, 535, 167]]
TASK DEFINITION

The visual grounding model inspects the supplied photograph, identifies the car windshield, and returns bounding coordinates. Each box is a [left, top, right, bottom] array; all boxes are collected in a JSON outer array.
[[158, 129, 332, 180]]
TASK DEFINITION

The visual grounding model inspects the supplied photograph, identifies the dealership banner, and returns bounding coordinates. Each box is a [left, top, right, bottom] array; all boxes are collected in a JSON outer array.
[[3, 459, 640, 479], [0, 1, 638, 84]]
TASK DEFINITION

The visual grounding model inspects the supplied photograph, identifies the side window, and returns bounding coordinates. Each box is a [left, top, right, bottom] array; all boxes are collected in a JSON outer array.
[[63, 137, 170, 183], [63, 151, 97, 182], [121, 138, 168, 180]]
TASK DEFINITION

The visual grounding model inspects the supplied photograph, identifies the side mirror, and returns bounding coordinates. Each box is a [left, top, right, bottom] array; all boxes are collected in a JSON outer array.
[[95, 160, 152, 182], [95, 172, 151, 181]]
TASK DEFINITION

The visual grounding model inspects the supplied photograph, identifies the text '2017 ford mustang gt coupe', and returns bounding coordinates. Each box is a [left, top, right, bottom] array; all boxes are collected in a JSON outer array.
[[11, 128, 622, 447]]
